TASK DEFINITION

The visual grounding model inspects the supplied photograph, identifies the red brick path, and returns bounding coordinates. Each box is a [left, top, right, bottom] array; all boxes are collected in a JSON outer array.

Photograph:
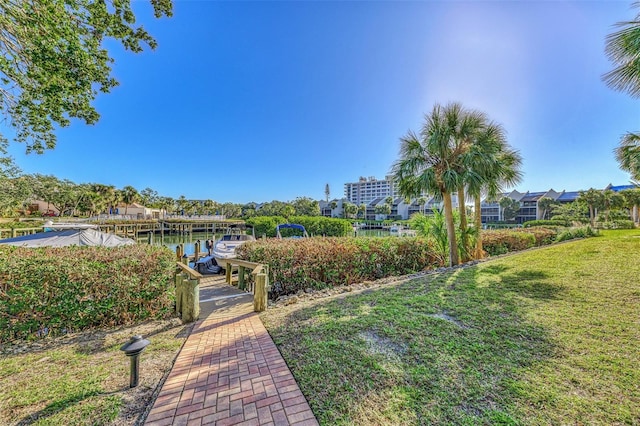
[[145, 280, 318, 426]]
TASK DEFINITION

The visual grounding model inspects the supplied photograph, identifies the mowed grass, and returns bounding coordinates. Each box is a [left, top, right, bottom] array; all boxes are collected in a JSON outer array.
[[0, 319, 189, 425], [261, 230, 640, 425]]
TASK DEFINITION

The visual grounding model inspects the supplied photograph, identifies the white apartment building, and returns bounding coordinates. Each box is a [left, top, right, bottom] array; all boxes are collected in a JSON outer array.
[[344, 176, 398, 205]]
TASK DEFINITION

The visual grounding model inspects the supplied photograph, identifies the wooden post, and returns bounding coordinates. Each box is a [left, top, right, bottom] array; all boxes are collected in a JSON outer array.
[[175, 273, 186, 315], [254, 273, 267, 312], [225, 262, 232, 285], [175, 246, 181, 261], [238, 266, 246, 290], [182, 278, 200, 323], [194, 241, 201, 263], [11, 228, 16, 238]]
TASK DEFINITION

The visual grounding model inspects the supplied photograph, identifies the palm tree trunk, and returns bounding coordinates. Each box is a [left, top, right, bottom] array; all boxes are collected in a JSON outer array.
[[474, 195, 483, 259], [443, 191, 459, 266], [457, 187, 469, 262]]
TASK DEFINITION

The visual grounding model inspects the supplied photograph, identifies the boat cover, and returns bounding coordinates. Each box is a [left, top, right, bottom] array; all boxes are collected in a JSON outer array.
[[0, 229, 136, 247]]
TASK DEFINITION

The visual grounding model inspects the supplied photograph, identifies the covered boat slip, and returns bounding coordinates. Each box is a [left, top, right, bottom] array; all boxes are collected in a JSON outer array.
[[0, 228, 136, 247]]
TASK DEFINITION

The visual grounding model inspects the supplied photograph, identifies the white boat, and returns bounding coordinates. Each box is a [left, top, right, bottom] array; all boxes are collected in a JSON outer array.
[[389, 224, 417, 237], [212, 224, 255, 269]]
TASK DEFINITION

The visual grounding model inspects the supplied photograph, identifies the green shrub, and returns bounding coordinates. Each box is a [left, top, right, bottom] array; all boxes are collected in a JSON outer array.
[[236, 237, 441, 297], [594, 220, 635, 229], [0, 245, 175, 343], [523, 219, 570, 228], [481, 230, 536, 256], [556, 226, 599, 242], [510, 227, 558, 246], [246, 216, 286, 237]]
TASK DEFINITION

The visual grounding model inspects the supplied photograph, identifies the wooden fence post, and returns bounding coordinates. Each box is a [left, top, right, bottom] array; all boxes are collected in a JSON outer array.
[[254, 273, 267, 312], [182, 278, 200, 323], [175, 273, 186, 316], [194, 240, 201, 262], [238, 266, 246, 290], [225, 262, 232, 285]]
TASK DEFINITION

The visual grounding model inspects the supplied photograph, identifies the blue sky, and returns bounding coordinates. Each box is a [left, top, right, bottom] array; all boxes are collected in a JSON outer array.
[[6, 0, 640, 203]]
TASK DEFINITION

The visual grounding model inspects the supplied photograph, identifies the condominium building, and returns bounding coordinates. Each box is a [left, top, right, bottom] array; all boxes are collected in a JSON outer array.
[[344, 176, 397, 205]]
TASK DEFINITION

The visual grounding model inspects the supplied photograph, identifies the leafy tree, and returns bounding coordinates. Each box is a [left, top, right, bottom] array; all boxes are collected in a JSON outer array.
[[139, 187, 158, 207], [499, 197, 521, 222], [550, 202, 589, 224], [291, 197, 320, 216], [620, 187, 640, 222], [176, 195, 189, 215], [578, 188, 604, 225], [600, 189, 625, 222], [330, 200, 338, 210], [374, 203, 391, 216], [0, 0, 173, 153], [615, 132, 640, 181], [537, 197, 557, 220]]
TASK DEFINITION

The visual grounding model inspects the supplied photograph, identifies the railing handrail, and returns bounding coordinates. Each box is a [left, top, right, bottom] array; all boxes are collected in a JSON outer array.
[[175, 262, 203, 279]]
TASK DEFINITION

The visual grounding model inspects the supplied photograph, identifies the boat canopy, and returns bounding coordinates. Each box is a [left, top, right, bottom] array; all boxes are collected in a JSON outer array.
[[0, 229, 136, 247], [276, 223, 309, 238]]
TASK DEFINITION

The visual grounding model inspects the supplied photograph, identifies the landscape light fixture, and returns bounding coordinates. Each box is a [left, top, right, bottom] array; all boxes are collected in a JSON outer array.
[[120, 335, 151, 388]]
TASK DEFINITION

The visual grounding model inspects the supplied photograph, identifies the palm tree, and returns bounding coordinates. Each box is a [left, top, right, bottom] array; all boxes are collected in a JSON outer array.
[[464, 122, 522, 258], [120, 185, 139, 215], [578, 188, 604, 225], [603, 3, 640, 98], [620, 187, 640, 223], [537, 197, 556, 220], [393, 103, 477, 266], [615, 132, 640, 181]]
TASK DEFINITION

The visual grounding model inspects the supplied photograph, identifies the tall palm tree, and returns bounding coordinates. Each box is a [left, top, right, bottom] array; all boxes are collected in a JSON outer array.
[[603, 2, 640, 98], [464, 122, 523, 258], [615, 132, 640, 181], [393, 103, 475, 266]]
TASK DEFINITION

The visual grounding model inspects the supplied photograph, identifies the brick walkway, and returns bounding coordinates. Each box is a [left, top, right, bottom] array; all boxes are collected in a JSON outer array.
[[145, 277, 318, 426]]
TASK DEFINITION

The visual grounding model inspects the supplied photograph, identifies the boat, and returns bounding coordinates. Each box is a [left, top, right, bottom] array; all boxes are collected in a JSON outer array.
[[276, 223, 309, 239], [389, 224, 417, 237], [212, 224, 256, 268]]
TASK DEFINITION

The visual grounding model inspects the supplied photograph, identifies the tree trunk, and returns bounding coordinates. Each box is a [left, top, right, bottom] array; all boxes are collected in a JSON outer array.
[[474, 195, 483, 259], [457, 187, 469, 262], [443, 192, 459, 266]]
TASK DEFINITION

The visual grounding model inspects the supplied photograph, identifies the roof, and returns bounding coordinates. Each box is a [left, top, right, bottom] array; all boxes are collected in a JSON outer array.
[[606, 184, 637, 192], [557, 191, 580, 202], [520, 192, 547, 202]]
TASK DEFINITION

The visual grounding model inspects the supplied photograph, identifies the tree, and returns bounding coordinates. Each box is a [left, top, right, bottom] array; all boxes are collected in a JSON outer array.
[[499, 197, 521, 222], [140, 187, 158, 207], [358, 203, 367, 219], [537, 197, 556, 220], [615, 132, 640, 181], [393, 103, 475, 266], [119, 185, 139, 215], [578, 188, 604, 225], [0, 0, 173, 153], [465, 122, 522, 258], [324, 184, 330, 202], [620, 187, 640, 223], [600, 189, 625, 222], [604, 5, 640, 183], [291, 197, 320, 216], [603, 2, 640, 98], [342, 202, 357, 219]]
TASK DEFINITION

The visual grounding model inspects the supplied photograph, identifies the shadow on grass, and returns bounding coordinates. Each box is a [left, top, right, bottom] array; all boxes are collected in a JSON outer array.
[[264, 263, 559, 425]]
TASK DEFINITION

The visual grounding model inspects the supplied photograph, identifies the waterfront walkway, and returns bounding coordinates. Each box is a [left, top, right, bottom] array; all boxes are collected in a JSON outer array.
[[145, 276, 318, 426]]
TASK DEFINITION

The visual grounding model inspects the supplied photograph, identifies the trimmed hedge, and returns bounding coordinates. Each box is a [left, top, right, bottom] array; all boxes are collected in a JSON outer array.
[[0, 245, 175, 343], [246, 216, 353, 238], [237, 237, 442, 298], [595, 220, 635, 229], [481, 230, 537, 256], [523, 219, 570, 228]]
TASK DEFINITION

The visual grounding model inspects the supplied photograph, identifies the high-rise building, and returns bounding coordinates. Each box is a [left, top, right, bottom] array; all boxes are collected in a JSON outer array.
[[344, 176, 397, 205]]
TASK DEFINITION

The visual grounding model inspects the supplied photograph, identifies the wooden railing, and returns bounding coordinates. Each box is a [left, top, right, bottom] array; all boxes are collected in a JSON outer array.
[[223, 259, 269, 312]]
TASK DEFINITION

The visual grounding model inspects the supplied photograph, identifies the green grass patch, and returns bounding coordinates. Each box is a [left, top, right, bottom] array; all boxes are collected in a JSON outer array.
[[0, 319, 188, 425], [261, 229, 640, 425]]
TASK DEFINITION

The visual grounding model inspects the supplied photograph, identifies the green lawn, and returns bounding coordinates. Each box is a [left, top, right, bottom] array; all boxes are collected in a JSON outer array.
[[0, 319, 188, 425], [261, 230, 640, 425]]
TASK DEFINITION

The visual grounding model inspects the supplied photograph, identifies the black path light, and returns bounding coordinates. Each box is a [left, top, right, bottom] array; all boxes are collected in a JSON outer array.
[[120, 335, 151, 388]]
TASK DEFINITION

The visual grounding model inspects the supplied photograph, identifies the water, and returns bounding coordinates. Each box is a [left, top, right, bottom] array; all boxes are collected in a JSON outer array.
[[151, 232, 218, 256]]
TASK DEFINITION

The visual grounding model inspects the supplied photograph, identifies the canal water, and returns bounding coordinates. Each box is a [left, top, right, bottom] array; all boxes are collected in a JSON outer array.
[[150, 229, 392, 254]]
